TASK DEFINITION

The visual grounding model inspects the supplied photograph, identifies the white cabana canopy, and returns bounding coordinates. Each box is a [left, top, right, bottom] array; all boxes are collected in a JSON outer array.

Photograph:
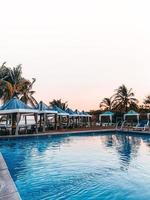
[[80, 111, 92, 118], [0, 97, 38, 114], [0, 97, 38, 135], [66, 108, 78, 117], [51, 105, 69, 116], [36, 101, 57, 114], [123, 110, 140, 122], [99, 111, 114, 123]]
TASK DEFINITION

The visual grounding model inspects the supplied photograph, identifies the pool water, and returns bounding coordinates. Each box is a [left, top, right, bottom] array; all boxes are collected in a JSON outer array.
[[0, 132, 150, 200]]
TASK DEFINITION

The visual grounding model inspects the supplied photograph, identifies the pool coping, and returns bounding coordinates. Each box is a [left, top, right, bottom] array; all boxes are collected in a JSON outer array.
[[0, 128, 115, 139], [0, 153, 22, 200], [0, 128, 150, 139], [117, 129, 150, 135]]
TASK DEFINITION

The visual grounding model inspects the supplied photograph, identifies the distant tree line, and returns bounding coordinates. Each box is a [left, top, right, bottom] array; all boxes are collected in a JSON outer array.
[[1, 63, 150, 113], [90, 85, 150, 117]]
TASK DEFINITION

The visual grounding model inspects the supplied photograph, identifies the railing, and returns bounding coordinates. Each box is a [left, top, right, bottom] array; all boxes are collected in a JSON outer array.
[[116, 120, 126, 130]]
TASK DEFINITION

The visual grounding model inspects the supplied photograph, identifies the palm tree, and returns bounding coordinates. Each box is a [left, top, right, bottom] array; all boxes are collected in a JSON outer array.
[[0, 63, 37, 106], [0, 62, 10, 79], [99, 97, 114, 111], [50, 99, 68, 110], [0, 63, 23, 100], [113, 84, 138, 112], [19, 78, 38, 106], [0, 62, 13, 101], [0, 79, 13, 102], [143, 95, 150, 110], [5, 64, 23, 96]]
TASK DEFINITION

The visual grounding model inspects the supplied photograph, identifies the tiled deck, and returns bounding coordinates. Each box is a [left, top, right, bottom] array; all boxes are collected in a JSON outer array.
[[0, 153, 21, 200]]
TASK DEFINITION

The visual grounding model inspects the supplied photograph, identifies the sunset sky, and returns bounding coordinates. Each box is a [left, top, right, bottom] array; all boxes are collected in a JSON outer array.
[[0, 0, 150, 110]]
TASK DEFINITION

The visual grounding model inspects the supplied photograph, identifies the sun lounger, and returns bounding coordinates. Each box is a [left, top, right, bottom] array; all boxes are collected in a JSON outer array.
[[133, 120, 149, 131], [0, 122, 11, 134]]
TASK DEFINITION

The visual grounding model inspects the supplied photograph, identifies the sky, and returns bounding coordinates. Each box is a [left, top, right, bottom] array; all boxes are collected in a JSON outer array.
[[0, 0, 150, 111]]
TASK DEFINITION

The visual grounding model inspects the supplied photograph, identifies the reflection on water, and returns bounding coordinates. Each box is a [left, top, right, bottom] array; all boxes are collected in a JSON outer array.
[[101, 134, 142, 171], [0, 135, 72, 180], [142, 137, 150, 149], [0, 133, 150, 200]]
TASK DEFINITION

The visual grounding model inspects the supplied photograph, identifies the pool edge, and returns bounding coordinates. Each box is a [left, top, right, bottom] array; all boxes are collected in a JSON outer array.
[[0, 129, 115, 139], [0, 153, 22, 200]]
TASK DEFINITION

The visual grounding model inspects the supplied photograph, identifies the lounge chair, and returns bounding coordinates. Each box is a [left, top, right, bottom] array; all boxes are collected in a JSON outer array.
[[0, 116, 11, 134], [101, 122, 116, 127], [0, 122, 11, 134], [133, 120, 149, 131]]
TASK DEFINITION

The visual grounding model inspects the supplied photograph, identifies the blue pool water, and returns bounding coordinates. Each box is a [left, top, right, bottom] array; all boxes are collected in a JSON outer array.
[[1, 132, 150, 200]]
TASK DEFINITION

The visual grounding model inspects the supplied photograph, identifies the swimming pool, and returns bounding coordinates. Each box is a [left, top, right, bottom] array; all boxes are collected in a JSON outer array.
[[0, 132, 150, 200]]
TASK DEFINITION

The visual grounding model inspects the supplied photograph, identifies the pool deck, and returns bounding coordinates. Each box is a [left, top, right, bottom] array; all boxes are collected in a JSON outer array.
[[0, 127, 150, 139], [0, 153, 21, 200]]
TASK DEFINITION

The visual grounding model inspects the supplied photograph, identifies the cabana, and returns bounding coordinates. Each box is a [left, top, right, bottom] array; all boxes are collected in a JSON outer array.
[[0, 97, 38, 135], [132, 113, 150, 131], [123, 110, 140, 124], [145, 113, 150, 129], [80, 111, 92, 118], [66, 108, 78, 128], [80, 111, 92, 127], [73, 110, 92, 127], [74, 109, 83, 127], [36, 101, 58, 131], [51, 105, 69, 129], [99, 111, 114, 126], [147, 113, 150, 120]]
